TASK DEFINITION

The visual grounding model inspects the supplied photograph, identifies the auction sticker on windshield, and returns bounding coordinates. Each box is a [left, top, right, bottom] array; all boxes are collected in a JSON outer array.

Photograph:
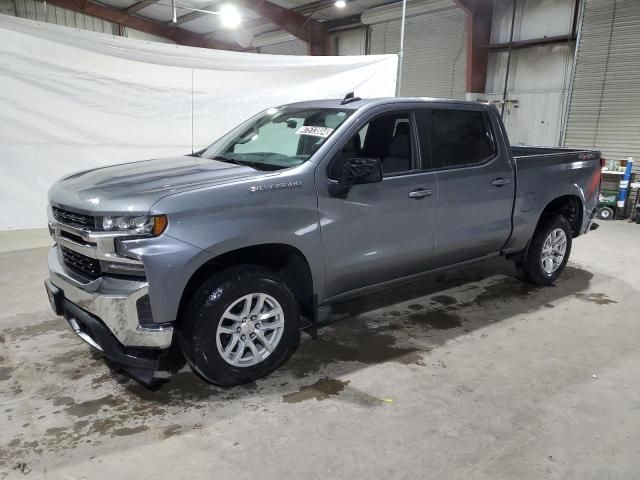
[[295, 126, 334, 138]]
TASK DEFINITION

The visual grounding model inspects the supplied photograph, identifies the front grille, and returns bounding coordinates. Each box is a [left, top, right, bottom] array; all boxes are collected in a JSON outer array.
[[52, 206, 96, 229], [59, 229, 96, 246], [60, 246, 102, 278]]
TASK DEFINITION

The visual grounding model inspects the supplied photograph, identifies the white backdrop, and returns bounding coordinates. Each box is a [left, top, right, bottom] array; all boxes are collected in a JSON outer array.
[[0, 15, 397, 229]]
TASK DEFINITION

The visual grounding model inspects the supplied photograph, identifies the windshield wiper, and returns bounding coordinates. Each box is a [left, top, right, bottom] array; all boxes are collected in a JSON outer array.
[[212, 154, 238, 163], [211, 155, 275, 171]]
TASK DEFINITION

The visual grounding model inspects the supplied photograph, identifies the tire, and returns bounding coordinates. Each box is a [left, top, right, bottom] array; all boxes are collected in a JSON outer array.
[[521, 215, 573, 286], [597, 206, 614, 221], [179, 265, 300, 387]]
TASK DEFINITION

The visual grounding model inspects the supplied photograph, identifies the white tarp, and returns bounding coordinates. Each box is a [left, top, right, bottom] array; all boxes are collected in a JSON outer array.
[[0, 15, 397, 229]]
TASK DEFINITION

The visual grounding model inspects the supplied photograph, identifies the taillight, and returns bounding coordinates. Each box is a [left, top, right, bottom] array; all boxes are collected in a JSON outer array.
[[598, 157, 604, 191]]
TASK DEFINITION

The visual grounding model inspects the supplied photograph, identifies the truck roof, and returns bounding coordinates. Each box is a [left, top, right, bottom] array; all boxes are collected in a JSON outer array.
[[281, 97, 491, 110]]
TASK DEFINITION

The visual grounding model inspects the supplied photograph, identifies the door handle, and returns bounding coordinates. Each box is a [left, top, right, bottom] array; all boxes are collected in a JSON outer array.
[[408, 188, 432, 199], [491, 177, 511, 187]]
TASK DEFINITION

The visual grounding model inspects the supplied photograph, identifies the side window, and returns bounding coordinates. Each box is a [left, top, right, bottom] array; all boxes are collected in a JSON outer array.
[[329, 112, 414, 179], [414, 110, 432, 170], [429, 109, 496, 168]]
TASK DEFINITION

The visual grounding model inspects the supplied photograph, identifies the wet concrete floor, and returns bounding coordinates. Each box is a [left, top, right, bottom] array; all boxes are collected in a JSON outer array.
[[1, 221, 639, 479]]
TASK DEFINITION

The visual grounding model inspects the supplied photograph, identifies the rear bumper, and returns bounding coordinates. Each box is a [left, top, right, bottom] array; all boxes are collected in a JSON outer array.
[[583, 206, 599, 235]]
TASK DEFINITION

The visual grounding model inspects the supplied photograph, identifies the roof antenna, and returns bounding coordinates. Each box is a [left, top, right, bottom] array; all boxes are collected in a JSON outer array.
[[341, 91, 361, 105]]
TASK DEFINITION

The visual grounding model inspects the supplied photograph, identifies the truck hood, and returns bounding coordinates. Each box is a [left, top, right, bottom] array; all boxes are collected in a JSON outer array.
[[48, 156, 258, 214]]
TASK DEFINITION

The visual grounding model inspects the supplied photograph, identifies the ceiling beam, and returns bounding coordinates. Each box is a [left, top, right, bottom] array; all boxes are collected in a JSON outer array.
[[44, 0, 243, 50], [452, 0, 494, 15], [124, 0, 158, 15], [172, 0, 332, 28], [171, 2, 219, 26], [489, 34, 575, 51], [237, 0, 329, 55], [171, 0, 335, 55]]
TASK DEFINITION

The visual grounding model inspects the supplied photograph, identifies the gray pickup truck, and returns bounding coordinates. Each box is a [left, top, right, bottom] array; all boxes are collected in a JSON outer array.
[[44, 96, 602, 386]]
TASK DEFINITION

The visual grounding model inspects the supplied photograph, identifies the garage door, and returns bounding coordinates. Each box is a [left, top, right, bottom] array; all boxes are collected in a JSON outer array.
[[367, 5, 467, 98], [564, 0, 640, 173]]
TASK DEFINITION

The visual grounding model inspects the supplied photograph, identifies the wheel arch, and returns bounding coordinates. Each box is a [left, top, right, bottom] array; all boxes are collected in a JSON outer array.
[[537, 194, 584, 237], [177, 243, 315, 325], [508, 193, 584, 262]]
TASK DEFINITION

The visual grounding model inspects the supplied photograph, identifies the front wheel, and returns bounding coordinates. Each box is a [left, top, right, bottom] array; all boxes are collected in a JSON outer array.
[[521, 215, 572, 286], [179, 265, 300, 386]]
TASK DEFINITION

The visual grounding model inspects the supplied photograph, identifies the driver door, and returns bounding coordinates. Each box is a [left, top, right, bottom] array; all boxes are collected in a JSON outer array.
[[316, 107, 438, 300]]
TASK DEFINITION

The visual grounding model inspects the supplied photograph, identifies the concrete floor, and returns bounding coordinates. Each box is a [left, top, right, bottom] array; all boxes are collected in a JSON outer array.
[[0, 229, 51, 254], [1, 221, 639, 479]]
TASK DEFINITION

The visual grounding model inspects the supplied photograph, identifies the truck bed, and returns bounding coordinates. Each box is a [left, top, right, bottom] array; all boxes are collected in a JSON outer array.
[[504, 144, 601, 254], [511, 145, 601, 178], [511, 145, 596, 159]]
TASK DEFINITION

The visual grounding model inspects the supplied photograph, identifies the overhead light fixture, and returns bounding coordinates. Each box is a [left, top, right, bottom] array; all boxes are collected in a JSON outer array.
[[220, 4, 242, 28], [335, 0, 346, 7]]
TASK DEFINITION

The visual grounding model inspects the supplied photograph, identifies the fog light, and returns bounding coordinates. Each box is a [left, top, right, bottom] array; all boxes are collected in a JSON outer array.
[[136, 295, 154, 325]]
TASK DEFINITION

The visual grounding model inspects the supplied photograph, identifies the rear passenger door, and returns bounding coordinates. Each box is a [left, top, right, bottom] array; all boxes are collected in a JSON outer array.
[[417, 106, 515, 266]]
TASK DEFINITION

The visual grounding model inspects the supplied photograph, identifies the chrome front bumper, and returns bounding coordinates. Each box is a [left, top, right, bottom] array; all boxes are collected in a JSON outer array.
[[48, 245, 173, 349]]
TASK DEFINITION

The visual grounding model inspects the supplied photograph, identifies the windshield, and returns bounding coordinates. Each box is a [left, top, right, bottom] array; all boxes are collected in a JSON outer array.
[[200, 107, 352, 170]]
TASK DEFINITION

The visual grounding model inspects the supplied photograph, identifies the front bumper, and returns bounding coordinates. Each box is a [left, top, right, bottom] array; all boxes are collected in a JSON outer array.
[[47, 245, 174, 349], [46, 279, 170, 373]]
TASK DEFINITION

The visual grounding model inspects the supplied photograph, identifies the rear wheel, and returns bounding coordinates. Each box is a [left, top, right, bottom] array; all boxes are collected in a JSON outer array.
[[521, 215, 572, 286], [179, 265, 300, 386]]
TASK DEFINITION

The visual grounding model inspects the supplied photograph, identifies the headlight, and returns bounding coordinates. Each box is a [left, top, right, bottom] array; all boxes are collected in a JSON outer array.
[[102, 214, 168, 236]]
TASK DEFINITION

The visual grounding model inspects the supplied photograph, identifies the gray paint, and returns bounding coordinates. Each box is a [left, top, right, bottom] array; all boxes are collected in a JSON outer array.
[[47, 97, 600, 348], [49, 156, 258, 216]]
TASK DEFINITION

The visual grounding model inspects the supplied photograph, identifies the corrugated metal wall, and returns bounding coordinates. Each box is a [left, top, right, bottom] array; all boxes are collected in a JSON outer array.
[[12, 0, 115, 33], [2, 0, 175, 43], [485, 0, 576, 147], [258, 39, 307, 55], [485, 45, 574, 146], [368, 7, 466, 98], [0, 0, 16, 15], [564, 0, 640, 173], [330, 28, 366, 55]]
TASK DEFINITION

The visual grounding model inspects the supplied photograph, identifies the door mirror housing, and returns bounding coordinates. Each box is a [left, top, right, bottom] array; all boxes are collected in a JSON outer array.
[[328, 157, 383, 198]]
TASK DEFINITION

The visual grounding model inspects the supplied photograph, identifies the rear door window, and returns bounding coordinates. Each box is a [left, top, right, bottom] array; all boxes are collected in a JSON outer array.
[[428, 109, 496, 169]]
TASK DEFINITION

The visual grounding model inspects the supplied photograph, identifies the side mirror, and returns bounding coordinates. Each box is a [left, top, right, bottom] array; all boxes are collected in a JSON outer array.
[[328, 157, 383, 198]]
